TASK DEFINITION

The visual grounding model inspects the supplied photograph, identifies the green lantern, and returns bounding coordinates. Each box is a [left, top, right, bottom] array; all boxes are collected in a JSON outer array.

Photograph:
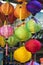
[[13, 46, 32, 63], [15, 24, 32, 42], [26, 19, 41, 34], [7, 35, 20, 47]]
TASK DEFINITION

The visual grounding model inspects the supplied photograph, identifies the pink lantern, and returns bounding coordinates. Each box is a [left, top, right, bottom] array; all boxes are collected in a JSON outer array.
[[0, 25, 13, 38]]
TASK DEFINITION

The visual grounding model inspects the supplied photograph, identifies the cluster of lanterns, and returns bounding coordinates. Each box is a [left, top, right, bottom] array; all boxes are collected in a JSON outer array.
[[0, 0, 42, 64]]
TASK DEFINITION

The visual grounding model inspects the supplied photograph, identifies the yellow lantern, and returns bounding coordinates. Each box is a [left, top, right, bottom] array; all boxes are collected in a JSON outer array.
[[13, 46, 32, 63], [0, 36, 5, 47]]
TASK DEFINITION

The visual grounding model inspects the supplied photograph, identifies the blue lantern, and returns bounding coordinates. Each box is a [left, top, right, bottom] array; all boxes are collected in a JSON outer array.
[[26, 1, 42, 15]]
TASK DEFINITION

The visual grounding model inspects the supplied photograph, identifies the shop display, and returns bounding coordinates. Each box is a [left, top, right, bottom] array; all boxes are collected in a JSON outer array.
[[0, 0, 43, 65]]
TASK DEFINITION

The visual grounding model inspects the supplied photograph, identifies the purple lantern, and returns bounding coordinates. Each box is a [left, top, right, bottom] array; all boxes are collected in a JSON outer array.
[[26, 1, 42, 15], [25, 61, 40, 65]]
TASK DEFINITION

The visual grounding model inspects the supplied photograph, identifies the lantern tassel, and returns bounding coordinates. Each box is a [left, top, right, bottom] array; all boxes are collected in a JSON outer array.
[[5, 44, 8, 56], [31, 60, 34, 65], [20, 5, 22, 22]]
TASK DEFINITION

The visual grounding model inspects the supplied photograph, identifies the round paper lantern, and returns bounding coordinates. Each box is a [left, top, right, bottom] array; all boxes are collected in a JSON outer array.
[[14, 2, 31, 20], [40, 58, 43, 63], [0, 12, 6, 27], [8, 13, 16, 24], [16, 0, 26, 2], [35, 12, 43, 29], [0, 25, 14, 38], [15, 24, 32, 41], [0, 36, 5, 47], [26, 19, 41, 33], [13, 46, 32, 63], [7, 35, 20, 47], [26, 1, 42, 15], [1, 2, 14, 15], [26, 61, 40, 65], [0, 12, 6, 22], [25, 39, 41, 54]]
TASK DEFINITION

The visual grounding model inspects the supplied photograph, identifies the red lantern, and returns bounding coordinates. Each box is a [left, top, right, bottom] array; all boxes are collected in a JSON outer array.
[[25, 39, 41, 54], [8, 13, 16, 24], [0, 12, 6, 27]]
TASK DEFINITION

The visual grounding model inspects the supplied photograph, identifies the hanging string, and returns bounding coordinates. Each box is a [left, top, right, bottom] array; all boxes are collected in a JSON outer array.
[[10, 51, 12, 62], [4, 20, 7, 25], [19, 5, 22, 22]]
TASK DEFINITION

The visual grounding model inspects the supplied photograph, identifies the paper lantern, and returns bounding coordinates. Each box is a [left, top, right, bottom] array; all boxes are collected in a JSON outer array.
[[15, 24, 32, 41], [26, 61, 40, 65], [1, 2, 14, 15], [7, 35, 20, 47], [40, 58, 43, 63], [25, 39, 41, 54], [26, 19, 41, 33], [35, 12, 43, 29], [26, 1, 42, 15], [0, 36, 5, 47], [8, 13, 16, 24], [0, 12, 6, 23], [14, 2, 31, 20], [13, 46, 32, 63], [0, 25, 13, 38]]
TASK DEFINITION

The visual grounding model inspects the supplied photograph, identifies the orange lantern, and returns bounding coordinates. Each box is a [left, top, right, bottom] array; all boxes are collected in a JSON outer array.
[[40, 58, 43, 63], [14, 2, 31, 20], [1, 2, 14, 15]]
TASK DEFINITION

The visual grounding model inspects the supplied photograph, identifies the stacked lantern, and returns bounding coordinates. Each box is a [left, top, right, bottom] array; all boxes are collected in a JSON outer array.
[[0, 0, 42, 64]]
